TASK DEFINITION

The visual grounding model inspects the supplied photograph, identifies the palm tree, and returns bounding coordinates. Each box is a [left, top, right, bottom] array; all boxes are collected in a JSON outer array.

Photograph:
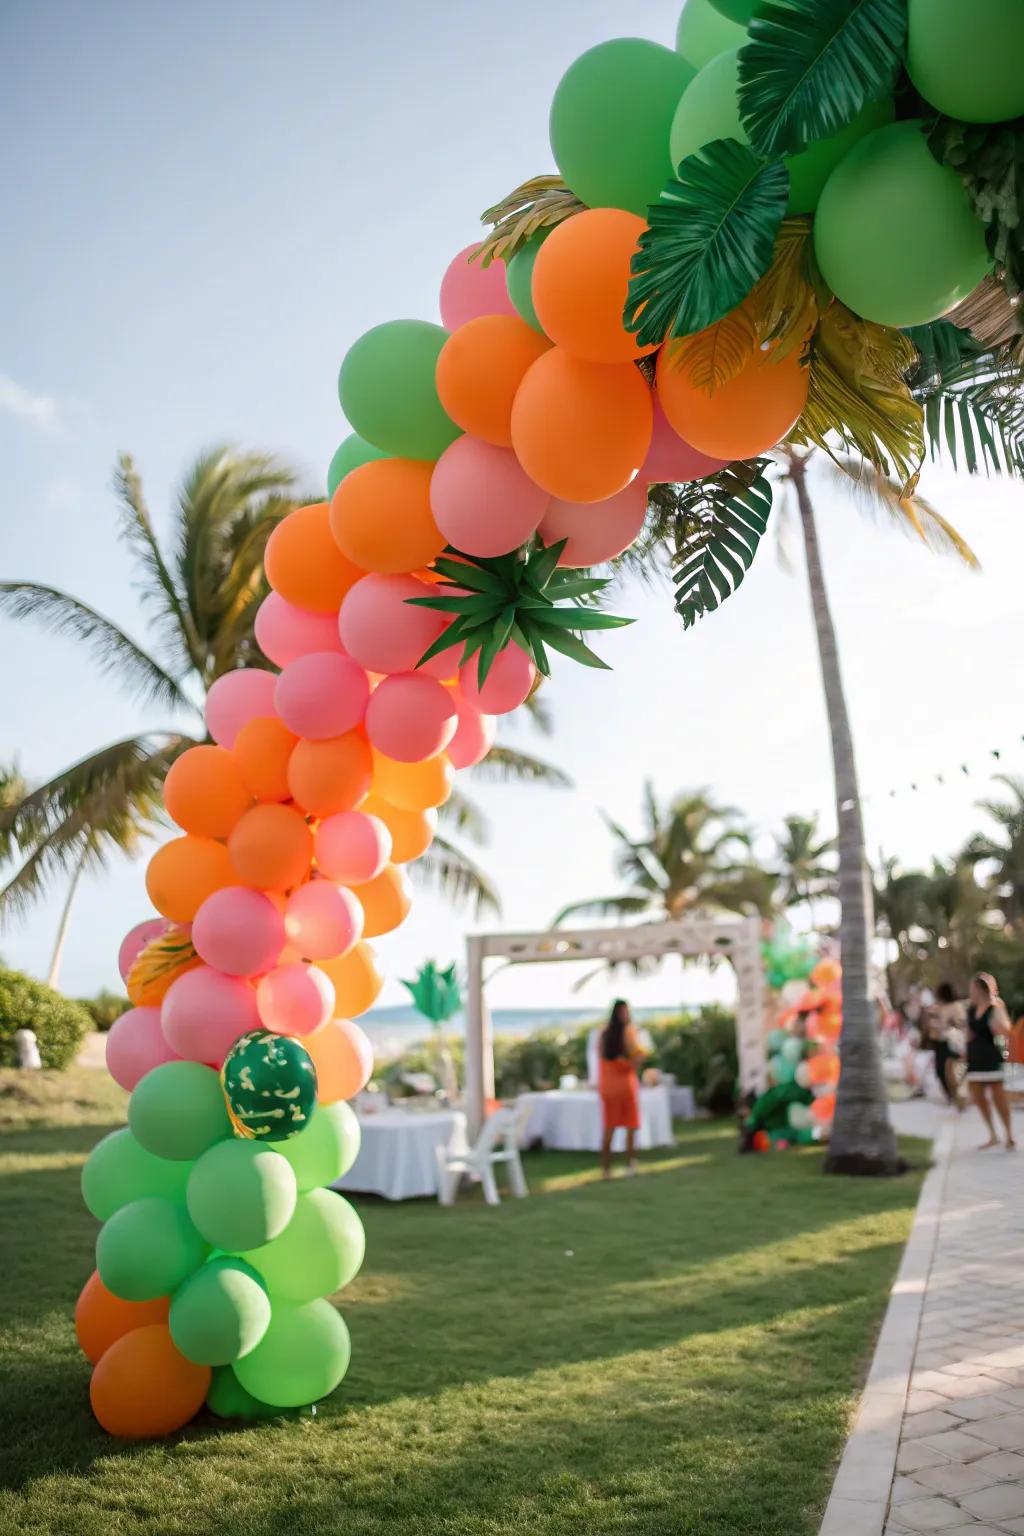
[[964, 774, 1024, 928], [774, 813, 836, 923]]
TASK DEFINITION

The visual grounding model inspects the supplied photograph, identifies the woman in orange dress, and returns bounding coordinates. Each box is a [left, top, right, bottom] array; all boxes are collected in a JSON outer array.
[[598, 999, 645, 1178]]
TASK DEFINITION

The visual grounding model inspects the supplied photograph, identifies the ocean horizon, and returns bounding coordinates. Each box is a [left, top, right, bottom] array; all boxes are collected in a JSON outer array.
[[361, 1004, 677, 1058]]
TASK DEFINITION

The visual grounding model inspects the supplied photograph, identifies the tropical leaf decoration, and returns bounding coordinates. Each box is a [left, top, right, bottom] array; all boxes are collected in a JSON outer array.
[[625, 140, 789, 347], [926, 116, 1024, 309], [475, 175, 587, 267], [903, 320, 984, 394], [912, 343, 1024, 477], [126, 926, 201, 1006], [789, 302, 923, 489], [408, 543, 633, 683], [669, 298, 758, 393], [745, 215, 823, 358], [402, 960, 462, 1027], [667, 460, 774, 628], [738, 0, 908, 158]]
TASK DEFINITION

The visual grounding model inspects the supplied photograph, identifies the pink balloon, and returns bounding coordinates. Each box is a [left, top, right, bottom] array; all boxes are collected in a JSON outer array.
[[431, 437, 548, 558], [105, 1006, 180, 1091], [257, 962, 335, 1037], [315, 811, 392, 884], [538, 479, 648, 568], [255, 593, 345, 668], [364, 673, 458, 763], [206, 669, 278, 748], [117, 919, 170, 982], [439, 242, 516, 331], [643, 397, 728, 484], [274, 652, 369, 740], [284, 881, 363, 961], [161, 965, 261, 1064], [459, 643, 536, 715], [446, 692, 497, 769], [192, 886, 286, 977], [339, 574, 446, 676]]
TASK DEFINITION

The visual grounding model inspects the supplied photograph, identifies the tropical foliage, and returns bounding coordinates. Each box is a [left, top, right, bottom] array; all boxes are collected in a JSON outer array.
[[0, 966, 90, 1070]]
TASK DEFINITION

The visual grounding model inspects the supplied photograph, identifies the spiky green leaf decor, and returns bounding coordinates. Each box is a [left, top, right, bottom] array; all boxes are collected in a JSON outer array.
[[738, 0, 907, 159], [408, 544, 634, 684], [912, 342, 1024, 478], [625, 140, 789, 347], [668, 460, 774, 628], [402, 961, 462, 1027]]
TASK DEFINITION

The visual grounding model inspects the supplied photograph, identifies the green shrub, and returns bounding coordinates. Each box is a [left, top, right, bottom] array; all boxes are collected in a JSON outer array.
[[0, 967, 91, 1070], [76, 988, 132, 1032], [646, 1004, 738, 1105]]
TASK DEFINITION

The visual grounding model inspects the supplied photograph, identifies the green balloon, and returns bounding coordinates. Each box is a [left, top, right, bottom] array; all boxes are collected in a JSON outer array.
[[242, 1190, 365, 1304], [81, 1127, 191, 1221], [550, 38, 695, 218], [675, 0, 745, 70], [766, 1029, 786, 1054], [771, 1054, 797, 1086], [169, 1257, 271, 1365], [206, 1365, 286, 1420], [670, 48, 894, 214], [505, 232, 551, 334], [233, 1299, 351, 1408], [276, 1101, 361, 1191], [96, 1196, 208, 1301], [220, 1028, 317, 1143], [326, 433, 388, 500], [128, 1061, 232, 1162], [708, 0, 756, 21], [907, 0, 1024, 124], [187, 1139, 297, 1252], [338, 320, 460, 460], [814, 120, 990, 329], [781, 1037, 805, 1065]]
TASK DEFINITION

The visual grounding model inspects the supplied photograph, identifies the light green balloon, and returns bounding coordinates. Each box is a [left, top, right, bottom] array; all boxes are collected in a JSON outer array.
[[206, 1364, 286, 1420], [781, 1037, 805, 1065], [550, 38, 695, 217], [275, 1100, 361, 1192], [771, 1054, 797, 1086], [169, 1257, 271, 1365], [233, 1299, 351, 1408], [326, 433, 388, 500], [128, 1061, 232, 1162], [670, 47, 894, 214], [675, 0, 745, 70], [187, 1139, 297, 1252], [242, 1189, 365, 1303], [907, 0, 1024, 124], [338, 320, 460, 460], [505, 232, 551, 335], [81, 1127, 191, 1221], [96, 1196, 208, 1301], [814, 120, 990, 329]]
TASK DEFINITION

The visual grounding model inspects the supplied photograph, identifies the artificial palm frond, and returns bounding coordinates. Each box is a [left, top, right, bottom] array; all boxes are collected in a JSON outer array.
[[789, 302, 923, 489], [815, 455, 979, 567], [912, 343, 1024, 478], [745, 215, 820, 359], [738, 0, 907, 158], [665, 460, 774, 628], [0, 582, 194, 714], [411, 832, 501, 917], [466, 744, 572, 788], [476, 175, 586, 267], [626, 140, 789, 347], [669, 300, 757, 393], [927, 116, 1024, 306]]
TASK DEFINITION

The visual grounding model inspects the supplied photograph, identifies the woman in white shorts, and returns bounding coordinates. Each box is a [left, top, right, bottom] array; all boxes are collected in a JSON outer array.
[[964, 973, 1016, 1150]]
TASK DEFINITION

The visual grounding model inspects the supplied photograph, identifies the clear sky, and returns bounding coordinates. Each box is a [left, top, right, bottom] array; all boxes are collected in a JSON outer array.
[[3, 0, 1023, 1014]]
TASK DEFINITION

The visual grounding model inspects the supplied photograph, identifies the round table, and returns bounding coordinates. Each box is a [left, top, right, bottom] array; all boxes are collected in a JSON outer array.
[[334, 1108, 466, 1201]]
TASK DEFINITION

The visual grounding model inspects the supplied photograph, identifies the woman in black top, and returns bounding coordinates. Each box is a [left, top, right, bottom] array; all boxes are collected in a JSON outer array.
[[965, 973, 1016, 1150]]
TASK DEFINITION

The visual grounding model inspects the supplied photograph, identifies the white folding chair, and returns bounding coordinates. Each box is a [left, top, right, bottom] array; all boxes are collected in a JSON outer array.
[[435, 1103, 531, 1206]]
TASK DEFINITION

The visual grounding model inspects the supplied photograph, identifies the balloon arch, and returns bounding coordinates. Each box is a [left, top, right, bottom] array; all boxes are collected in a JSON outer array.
[[76, 0, 1021, 1436]]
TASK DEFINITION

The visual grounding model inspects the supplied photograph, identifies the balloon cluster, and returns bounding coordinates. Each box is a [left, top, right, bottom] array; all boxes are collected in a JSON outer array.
[[745, 955, 843, 1152]]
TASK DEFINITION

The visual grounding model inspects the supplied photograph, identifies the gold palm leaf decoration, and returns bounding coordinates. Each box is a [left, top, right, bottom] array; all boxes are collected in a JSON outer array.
[[475, 175, 586, 267], [126, 925, 201, 1006]]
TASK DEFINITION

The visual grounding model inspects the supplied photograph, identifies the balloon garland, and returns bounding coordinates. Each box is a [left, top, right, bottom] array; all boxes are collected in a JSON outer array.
[[744, 946, 843, 1152], [77, 0, 1021, 1436]]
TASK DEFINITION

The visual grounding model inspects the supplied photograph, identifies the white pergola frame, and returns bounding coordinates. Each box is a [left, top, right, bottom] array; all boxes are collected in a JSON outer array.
[[464, 915, 768, 1137]]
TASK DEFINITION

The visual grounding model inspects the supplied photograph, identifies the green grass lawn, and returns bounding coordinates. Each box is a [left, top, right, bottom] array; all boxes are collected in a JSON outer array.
[[0, 1068, 927, 1536]]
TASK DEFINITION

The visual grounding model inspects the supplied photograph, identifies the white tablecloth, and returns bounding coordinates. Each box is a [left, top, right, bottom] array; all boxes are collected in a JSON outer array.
[[516, 1085, 674, 1153], [334, 1108, 466, 1201], [668, 1085, 697, 1120]]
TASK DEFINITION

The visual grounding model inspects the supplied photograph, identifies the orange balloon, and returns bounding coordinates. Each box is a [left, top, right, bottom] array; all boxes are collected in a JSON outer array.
[[264, 502, 364, 613], [811, 959, 842, 988], [146, 836, 236, 923], [232, 716, 298, 802], [511, 348, 653, 503], [436, 315, 551, 446], [75, 1271, 170, 1366], [318, 941, 384, 1019], [656, 335, 809, 461], [89, 1323, 210, 1438], [810, 1092, 836, 1124], [288, 731, 373, 818], [329, 459, 444, 575], [228, 803, 313, 891], [371, 748, 453, 812], [304, 1018, 374, 1103], [808, 1053, 840, 1087], [163, 745, 252, 839], [360, 794, 437, 863], [352, 863, 413, 938], [532, 209, 657, 365]]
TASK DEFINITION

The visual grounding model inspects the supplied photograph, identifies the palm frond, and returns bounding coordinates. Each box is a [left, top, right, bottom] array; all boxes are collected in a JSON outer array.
[[113, 453, 197, 677], [0, 582, 194, 713], [912, 344, 1024, 478], [466, 744, 571, 789], [669, 301, 757, 393], [520, 687, 554, 736], [815, 455, 979, 567], [745, 215, 820, 359], [667, 459, 774, 628], [550, 894, 653, 928], [411, 833, 500, 917], [927, 116, 1024, 308], [437, 786, 490, 846], [476, 175, 586, 267]]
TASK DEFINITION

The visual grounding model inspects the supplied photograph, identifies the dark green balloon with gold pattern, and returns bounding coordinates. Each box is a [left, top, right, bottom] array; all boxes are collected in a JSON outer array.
[[220, 1029, 318, 1143]]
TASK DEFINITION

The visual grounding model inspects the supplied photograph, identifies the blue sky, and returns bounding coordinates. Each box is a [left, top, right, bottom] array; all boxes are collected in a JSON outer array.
[[3, 0, 1024, 1012]]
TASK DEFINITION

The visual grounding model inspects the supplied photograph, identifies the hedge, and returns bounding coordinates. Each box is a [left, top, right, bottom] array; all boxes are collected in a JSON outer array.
[[0, 967, 91, 1070]]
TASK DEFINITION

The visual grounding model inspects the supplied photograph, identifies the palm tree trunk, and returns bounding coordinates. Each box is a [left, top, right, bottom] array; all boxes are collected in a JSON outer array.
[[46, 850, 86, 990], [789, 453, 902, 1176]]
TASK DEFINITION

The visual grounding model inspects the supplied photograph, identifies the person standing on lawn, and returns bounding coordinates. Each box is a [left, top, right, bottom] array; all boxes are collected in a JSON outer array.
[[965, 972, 1016, 1150], [598, 999, 646, 1179]]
